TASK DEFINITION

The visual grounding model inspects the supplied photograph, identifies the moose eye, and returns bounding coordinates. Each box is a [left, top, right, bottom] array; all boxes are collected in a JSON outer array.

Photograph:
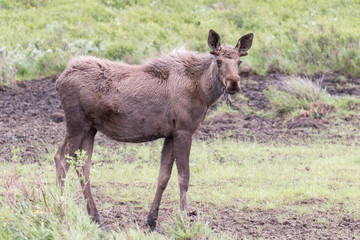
[[216, 60, 221, 66], [237, 61, 243, 67]]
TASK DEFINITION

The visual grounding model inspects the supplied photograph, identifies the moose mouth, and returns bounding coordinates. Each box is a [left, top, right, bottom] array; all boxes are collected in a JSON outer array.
[[226, 88, 239, 95]]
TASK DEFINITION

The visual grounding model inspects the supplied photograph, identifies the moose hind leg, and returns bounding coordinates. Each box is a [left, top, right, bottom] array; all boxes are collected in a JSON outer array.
[[75, 127, 101, 223], [146, 137, 175, 231]]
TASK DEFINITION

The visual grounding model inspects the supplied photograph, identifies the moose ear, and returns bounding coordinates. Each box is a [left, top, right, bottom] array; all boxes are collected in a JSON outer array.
[[235, 33, 254, 56], [208, 29, 221, 51]]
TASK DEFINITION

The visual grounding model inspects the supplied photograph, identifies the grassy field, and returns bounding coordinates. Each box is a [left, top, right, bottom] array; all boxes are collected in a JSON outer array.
[[1, 139, 360, 239], [1, 0, 360, 85]]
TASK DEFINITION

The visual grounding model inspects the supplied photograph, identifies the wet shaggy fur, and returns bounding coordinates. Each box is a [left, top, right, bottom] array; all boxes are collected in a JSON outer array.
[[54, 30, 253, 230]]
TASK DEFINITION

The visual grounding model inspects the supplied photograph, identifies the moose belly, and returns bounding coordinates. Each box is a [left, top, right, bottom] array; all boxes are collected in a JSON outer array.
[[94, 112, 172, 143]]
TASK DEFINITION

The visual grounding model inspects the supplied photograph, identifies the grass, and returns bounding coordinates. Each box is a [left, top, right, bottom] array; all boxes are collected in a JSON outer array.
[[1, 0, 360, 85], [264, 76, 360, 118], [2, 139, 360, 238], [264, 76, 332, 117], [0, 167, 107, 239], [166, 212, 214, 240]]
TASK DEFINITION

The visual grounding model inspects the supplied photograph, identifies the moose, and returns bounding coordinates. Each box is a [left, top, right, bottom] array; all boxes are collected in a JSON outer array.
[[54, 29, 253, 230]]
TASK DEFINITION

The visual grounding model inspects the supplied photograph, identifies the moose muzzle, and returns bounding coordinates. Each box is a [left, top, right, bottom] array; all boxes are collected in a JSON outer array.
[[225, 76, 241, 95]]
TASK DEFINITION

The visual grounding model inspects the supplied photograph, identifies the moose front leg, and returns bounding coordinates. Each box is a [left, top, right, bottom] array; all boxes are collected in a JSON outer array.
[[173, 130, 192, 212]]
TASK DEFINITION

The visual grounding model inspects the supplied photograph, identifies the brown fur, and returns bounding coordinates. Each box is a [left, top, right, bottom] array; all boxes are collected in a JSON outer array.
[[54, 30, 253, 230]]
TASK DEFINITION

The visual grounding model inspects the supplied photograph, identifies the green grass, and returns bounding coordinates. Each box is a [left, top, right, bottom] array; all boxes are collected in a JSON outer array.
[[264, 76, 360, 118], [166, 212, 214, 240], [2, 139, 360, 238], [1, 0, 360, 85], [264, 76, 332, 116], [0, 167, 107, 239]]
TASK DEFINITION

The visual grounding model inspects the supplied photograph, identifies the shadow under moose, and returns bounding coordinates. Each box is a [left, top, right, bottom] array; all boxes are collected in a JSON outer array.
[[54, 29, 254, 230]]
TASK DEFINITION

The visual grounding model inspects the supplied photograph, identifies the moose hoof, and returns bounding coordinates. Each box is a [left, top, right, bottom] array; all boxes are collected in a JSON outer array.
[[92, 214, 102, 224], [144, 220, 158, 232], [92, 214, 110, 231], [99, 222, 111, 232]]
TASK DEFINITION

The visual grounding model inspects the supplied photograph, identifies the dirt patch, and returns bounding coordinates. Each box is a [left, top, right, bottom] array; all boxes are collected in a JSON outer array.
[[95, 192, 360, 239], [287, 117, 326, 129], [0, 77, 64, 162], [208, 206, 360, 239], [295, 198, 325, 205], [317, 72, 360, 97], [198, 113, 284, 142], [239, 73, 271, 110]]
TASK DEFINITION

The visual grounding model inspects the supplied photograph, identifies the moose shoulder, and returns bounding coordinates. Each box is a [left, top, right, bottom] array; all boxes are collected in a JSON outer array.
[[54, 30, 254, 230]]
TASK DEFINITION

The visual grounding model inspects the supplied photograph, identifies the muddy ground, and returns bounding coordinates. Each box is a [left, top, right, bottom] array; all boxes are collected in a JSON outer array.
[[99, 197, 360, 239], [1, 72, 360, 239]]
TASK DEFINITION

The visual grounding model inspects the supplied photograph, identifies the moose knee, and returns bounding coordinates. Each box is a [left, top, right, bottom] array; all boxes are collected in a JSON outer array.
[[158, 175, 171, 191]]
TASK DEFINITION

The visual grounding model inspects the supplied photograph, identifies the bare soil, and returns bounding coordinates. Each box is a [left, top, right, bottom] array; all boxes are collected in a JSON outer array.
[[1, 72, 360, 239], [94, 191, 360, 239]]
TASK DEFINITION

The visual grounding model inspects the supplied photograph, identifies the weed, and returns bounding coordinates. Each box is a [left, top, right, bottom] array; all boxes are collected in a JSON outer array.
[[310, 108, 320, 119], [10, 146, 20, 162], [264, 76, 333, 117], [166, 211, 214, 240], [65, 149, 87, 169], [65, 149, 87, 182]]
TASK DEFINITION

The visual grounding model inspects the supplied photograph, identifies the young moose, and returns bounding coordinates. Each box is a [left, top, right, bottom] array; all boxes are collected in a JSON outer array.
[[55, 30, 253, 230]]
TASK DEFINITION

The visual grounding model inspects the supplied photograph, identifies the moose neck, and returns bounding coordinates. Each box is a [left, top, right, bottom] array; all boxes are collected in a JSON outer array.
[[145, 51, 225, 107]]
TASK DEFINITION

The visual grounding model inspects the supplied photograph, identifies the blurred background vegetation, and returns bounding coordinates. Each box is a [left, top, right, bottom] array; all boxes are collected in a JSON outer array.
[[0, 0, 359, 85]]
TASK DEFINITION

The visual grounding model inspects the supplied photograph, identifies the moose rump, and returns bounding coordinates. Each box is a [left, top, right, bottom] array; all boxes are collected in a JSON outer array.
[[54, 29, 253, 230]]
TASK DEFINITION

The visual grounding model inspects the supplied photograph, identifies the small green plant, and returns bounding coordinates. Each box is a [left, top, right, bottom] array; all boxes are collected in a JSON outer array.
[[65, 149, 87, 169], [10, 146, 20, 162], [166, 211, 214, 240], [310, 108, 320, 119], [65, 149, 87, 182]]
